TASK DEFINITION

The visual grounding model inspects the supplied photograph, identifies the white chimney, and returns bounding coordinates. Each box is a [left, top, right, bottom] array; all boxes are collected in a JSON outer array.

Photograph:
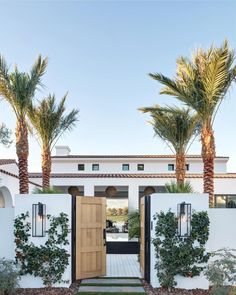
[[55, 146, 71, 156]]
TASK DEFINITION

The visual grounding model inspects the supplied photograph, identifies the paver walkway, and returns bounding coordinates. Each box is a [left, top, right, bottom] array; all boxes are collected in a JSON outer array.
[[106, 254, 141, 277], [78, 277, 146, 294]]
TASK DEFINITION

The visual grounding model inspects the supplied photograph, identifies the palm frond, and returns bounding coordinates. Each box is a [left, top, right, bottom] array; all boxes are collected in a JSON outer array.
[[140, 105, 200, 154], [149, 40, 236, 125], [28, 93, 79, 151], [165, 181, 194, 193]]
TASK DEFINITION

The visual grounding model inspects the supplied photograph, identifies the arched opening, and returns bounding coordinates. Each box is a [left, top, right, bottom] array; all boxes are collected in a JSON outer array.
[[0, 192, 5, 208], [68, 186, 80, 197], [143, 186, 156, 196], [105, 186, 117, 198], [0, 186, 13, 208]]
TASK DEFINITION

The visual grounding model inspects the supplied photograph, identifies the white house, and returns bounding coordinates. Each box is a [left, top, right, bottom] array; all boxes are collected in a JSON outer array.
[[25, 145, 236, 212]]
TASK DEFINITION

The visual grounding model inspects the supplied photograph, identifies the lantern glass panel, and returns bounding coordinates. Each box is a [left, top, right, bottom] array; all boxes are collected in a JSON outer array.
[[32, 203, 46, 237], [177, 202, 191, 237]]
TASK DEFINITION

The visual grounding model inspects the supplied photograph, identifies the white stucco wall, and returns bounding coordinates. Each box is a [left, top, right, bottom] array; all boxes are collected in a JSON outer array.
[[149, 193, 209, 290], [0, 208, 15, 260], [0, 163, 19, 175], [208, 209, 236, 250], [0, 171, 39, 207], [14, 194, 72, 288], [51, 157, 227, 174]]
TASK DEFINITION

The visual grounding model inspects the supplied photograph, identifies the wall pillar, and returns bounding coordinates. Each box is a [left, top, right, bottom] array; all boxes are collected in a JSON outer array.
[[84, 184, 94, 196], [128, 184, 139, 212]]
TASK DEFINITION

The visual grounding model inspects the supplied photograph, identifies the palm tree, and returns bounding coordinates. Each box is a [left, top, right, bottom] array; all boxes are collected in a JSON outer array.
[[140, 105, 199, 185], [148, 41, 236, 206], [28, 94, 79, 188], [0, 55, 48, 193]]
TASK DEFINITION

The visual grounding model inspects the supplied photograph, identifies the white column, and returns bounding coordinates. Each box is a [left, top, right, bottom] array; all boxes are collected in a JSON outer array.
[[84, 184, 94, 196], [128, 183, 139, 212]]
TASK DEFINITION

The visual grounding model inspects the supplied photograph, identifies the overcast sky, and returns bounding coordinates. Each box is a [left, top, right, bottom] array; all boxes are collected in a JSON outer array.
[[0, 1, 235, 172]]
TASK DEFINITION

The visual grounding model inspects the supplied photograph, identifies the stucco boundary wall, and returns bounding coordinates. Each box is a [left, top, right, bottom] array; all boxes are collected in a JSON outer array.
[[149, 193, 236, 290], [14, 194, 72, 288]]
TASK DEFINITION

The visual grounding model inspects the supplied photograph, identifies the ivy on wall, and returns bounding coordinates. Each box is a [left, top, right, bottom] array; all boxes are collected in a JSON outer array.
[[14, 212, 70, 287], [152, 210, 210, 289]]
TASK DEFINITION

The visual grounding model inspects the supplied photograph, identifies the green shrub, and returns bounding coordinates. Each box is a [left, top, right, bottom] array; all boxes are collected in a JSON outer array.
[[33, 187, 62, 194], [128, 210, 140, 239], [205, 248, 236, 294], [0, 258, 20, 294], [165, 181, 194, 193]]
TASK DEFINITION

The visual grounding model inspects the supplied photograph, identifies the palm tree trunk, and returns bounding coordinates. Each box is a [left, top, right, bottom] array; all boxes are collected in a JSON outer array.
[[42, 146, 51, 189], [16, 118, 29, 194], [201, 125, 215, 206], [176, 152, 185, 185]]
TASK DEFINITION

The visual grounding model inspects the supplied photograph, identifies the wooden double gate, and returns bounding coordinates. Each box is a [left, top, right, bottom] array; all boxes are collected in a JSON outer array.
[[73, 195, 149, 281]]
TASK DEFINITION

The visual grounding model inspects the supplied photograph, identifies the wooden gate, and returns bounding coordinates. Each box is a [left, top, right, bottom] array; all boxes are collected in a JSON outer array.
[[140, 195, 151, 282], [76, 196, 106, 280]]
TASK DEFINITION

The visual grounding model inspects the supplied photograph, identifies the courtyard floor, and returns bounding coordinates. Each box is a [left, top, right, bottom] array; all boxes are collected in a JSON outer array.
[[106, 254, 141, 277]]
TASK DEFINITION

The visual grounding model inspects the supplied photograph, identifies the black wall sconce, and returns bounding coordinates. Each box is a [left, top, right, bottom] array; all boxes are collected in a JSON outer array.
[[177, 202, 191, 237], [32, 202, 46, 237]]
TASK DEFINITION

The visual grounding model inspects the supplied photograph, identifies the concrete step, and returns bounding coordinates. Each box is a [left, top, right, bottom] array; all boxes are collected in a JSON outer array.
[[78, 285, 145, 293], [81, 278, 141, 285]]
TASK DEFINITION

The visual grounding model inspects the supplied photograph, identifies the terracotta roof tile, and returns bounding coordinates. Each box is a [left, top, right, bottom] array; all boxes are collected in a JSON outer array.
[[28, 173, 236, 179], [51, 155, 229, 159], [0, 169, 41, 187], [0, 159, 17, 165]]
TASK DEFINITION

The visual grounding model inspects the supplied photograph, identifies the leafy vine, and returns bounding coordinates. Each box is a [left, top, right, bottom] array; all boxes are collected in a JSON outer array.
[[152, 210, 210, 289], [14, 212, 70, 287]]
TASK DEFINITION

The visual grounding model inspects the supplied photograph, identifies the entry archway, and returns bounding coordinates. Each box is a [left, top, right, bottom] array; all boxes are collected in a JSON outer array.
[[0, 186, 13, 208], [143, 186, 156, 196]]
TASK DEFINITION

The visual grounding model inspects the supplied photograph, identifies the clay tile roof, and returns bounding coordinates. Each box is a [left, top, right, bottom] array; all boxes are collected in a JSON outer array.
[[51, 155, 229, 159], [28, 173, 236, 179], [0, 159, 17, 165], [0, 169, 41, 187]]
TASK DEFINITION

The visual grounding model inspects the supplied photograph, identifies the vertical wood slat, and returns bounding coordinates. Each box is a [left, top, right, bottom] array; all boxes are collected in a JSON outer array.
[[76, 196, 106, 279], [140, 197, 145, 278]]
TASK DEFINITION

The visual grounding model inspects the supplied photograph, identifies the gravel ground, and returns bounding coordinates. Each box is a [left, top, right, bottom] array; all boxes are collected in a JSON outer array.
[[15, 288, 73, 295], [142, 280, 211, 295], [15, 281, 81, 295]]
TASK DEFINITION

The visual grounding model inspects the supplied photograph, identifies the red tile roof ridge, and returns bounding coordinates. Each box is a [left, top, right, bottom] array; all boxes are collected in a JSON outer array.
[[28, 172, 236, 179], [0, 169, 41, 187], [0, 159, 18, 165], [51, 154, 229, 159]]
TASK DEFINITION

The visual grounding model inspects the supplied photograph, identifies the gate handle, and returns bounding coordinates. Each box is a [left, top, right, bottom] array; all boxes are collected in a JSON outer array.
[[103, 228, 106, 246]]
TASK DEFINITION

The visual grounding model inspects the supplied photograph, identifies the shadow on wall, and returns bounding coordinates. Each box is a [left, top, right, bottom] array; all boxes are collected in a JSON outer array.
[[0, 186, 13, 208]]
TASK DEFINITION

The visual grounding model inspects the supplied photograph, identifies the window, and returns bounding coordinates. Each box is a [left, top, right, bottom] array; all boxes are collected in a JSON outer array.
[[78, 164, 85, 171], [168, 164, 175, 171], [122, 164, 129, 171], [186, 164, 190, 171], [137, 164, 144, 171], [92, 164, 99, 171], [215, 195, 236, 208]]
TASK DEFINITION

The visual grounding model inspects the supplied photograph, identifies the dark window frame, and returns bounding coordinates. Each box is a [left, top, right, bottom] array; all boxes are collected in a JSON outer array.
[[122, 164, 130, 171], [168, 164, 175, 171], [137, 164, 144, 171], [92, 164, 99, 171], [78, 164, 85, 171]]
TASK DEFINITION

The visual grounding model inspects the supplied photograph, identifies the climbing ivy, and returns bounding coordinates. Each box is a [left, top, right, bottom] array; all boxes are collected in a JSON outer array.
[[14, 212, 70, 287], [152, 210, 210, 290]]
